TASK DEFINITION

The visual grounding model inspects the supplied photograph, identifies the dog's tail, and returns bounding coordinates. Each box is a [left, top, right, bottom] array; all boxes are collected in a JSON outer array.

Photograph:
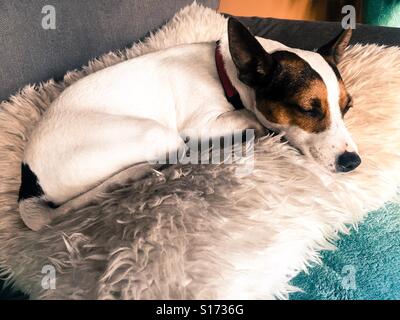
[[18, 162, 163, 231]]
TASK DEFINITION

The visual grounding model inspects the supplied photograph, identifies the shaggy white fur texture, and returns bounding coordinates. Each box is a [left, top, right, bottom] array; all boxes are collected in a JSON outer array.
[[1, 3, 400, 299]]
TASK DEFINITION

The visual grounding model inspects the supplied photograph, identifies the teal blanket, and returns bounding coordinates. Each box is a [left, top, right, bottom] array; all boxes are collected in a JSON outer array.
[[364, 0, 400, 27], [290, 203, 400, 300]]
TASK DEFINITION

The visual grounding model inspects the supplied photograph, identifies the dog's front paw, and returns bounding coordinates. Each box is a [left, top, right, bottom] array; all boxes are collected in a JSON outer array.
[[239, 110, 268, 139]]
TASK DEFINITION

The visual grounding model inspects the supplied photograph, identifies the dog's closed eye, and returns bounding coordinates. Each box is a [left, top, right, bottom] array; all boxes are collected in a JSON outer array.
[[290, 98, 324, 119]]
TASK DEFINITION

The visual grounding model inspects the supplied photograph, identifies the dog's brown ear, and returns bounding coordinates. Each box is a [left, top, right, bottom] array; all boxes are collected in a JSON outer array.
[[228, 18, 278, 87], [317, 28, 353, 64]]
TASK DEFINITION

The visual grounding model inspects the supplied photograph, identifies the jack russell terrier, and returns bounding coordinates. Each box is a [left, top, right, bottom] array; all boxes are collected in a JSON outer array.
[[18, 18, 361, 231]]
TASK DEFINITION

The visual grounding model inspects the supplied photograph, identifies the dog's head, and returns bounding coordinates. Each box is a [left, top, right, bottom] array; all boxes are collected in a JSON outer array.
[[228, 18, 361, 173]]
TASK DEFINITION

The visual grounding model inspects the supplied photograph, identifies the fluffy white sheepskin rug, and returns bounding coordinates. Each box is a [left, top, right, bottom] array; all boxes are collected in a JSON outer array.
[[1, 3, 400, 300]]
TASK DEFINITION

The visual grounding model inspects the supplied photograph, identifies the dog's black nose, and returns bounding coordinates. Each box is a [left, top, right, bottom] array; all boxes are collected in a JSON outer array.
[[336, 151, 362, 173]]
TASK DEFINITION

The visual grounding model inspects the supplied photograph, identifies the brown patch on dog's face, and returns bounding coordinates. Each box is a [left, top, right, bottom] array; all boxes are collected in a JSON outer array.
[[254, 51, 331, 133]]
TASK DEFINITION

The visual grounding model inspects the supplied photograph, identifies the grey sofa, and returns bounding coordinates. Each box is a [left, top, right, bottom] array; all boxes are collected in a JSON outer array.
[[0, 0, 219, 102], [1, 0, 399, 300]]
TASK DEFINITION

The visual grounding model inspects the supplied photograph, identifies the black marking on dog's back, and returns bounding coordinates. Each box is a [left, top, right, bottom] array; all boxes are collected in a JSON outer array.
[[18, 163, 45, 202], [18, 163, 59, 208]]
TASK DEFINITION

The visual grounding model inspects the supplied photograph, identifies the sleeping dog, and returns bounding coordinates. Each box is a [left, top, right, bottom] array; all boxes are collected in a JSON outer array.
[[18, 18, 361, 231]]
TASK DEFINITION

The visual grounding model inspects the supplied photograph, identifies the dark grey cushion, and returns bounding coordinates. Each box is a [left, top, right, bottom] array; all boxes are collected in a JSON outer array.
[[0, 0, 218, 101], [234, 16, 400, 50]]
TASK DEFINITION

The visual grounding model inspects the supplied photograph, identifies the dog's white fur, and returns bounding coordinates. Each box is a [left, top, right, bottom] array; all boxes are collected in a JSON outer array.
[[24, 42, 263, 205], [24, 26, 358, 207]]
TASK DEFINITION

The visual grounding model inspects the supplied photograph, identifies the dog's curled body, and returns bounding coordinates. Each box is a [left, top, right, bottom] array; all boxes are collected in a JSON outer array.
[[24, 43, 231, 205], [19, 40, 263, 230], [19, 19, 360, 231]]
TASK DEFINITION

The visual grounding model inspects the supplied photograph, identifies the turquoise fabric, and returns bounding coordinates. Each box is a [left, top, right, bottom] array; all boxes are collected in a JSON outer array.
[[364, 0, 400, 27], [290, 203, 400, 300]]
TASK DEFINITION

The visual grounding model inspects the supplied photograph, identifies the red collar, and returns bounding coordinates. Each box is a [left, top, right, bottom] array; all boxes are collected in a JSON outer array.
[[215, 41, 245, 110]]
